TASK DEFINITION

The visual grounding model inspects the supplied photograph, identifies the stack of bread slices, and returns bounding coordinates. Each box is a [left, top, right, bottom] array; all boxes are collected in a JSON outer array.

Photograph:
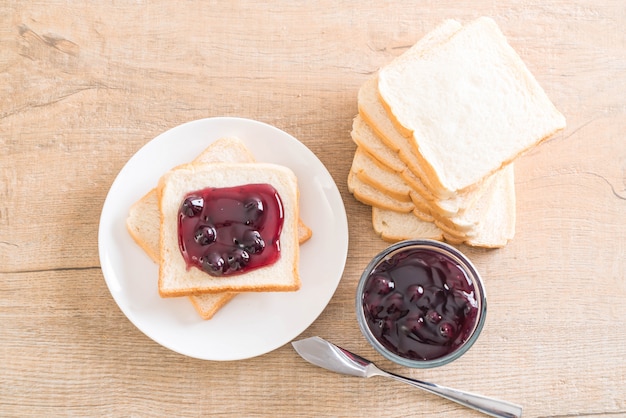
[[126, 137, 311, 319], [348, 17, 566, 248]]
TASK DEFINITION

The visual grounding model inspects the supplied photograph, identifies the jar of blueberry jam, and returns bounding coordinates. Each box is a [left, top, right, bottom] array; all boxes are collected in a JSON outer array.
[[356, 240, 486, 368]]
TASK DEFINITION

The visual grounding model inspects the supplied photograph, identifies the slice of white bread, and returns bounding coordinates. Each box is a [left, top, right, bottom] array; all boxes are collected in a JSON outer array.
[[188, 291, 238, 321], [372, 207, 443, 243], [127, 190, 163, 262], [423, 163, 516, 248], [351, 147, 412, 203], [158, 162, 300, 296], [348, 146, 434, 223], [126, 137, 311, 319], [350, 116, 406, 174], [378, 16, 566, 197], [347, 170, 415, 214]]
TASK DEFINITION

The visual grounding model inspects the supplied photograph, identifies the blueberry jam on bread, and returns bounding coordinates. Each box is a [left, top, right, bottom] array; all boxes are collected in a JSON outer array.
[[178, 184, 284, 276]]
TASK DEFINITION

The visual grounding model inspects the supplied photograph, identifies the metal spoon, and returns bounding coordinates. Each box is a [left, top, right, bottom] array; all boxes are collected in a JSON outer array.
[[291, 336, 522, 418]]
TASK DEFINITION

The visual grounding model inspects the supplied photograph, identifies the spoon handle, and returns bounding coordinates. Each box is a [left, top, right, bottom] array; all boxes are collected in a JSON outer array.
[[381, 370, 522, 418]]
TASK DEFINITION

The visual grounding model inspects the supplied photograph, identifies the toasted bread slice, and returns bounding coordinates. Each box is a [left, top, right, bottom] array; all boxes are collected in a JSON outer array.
[[158, 162, 300, 297]]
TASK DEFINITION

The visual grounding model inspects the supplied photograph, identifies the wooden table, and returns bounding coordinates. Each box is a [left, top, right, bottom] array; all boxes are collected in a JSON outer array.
[[2, 1, 625, 417]]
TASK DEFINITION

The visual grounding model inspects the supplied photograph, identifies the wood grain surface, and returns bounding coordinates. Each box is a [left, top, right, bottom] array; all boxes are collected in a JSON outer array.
[[1, 1, 625, 417]]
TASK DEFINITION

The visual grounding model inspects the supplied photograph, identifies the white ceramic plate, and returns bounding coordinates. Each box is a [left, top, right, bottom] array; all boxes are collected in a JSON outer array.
[[98, 117, 348, 360]]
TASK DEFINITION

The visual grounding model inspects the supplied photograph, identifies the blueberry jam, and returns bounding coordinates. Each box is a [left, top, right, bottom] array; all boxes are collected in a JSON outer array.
[[362, 248, 479, 361], [177, 184, 284, 277]]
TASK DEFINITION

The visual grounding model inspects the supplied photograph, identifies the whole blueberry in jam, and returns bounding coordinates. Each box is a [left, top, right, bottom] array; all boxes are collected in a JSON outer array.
[[359, 242, 485, 365], [177, 184, 284, 277]]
